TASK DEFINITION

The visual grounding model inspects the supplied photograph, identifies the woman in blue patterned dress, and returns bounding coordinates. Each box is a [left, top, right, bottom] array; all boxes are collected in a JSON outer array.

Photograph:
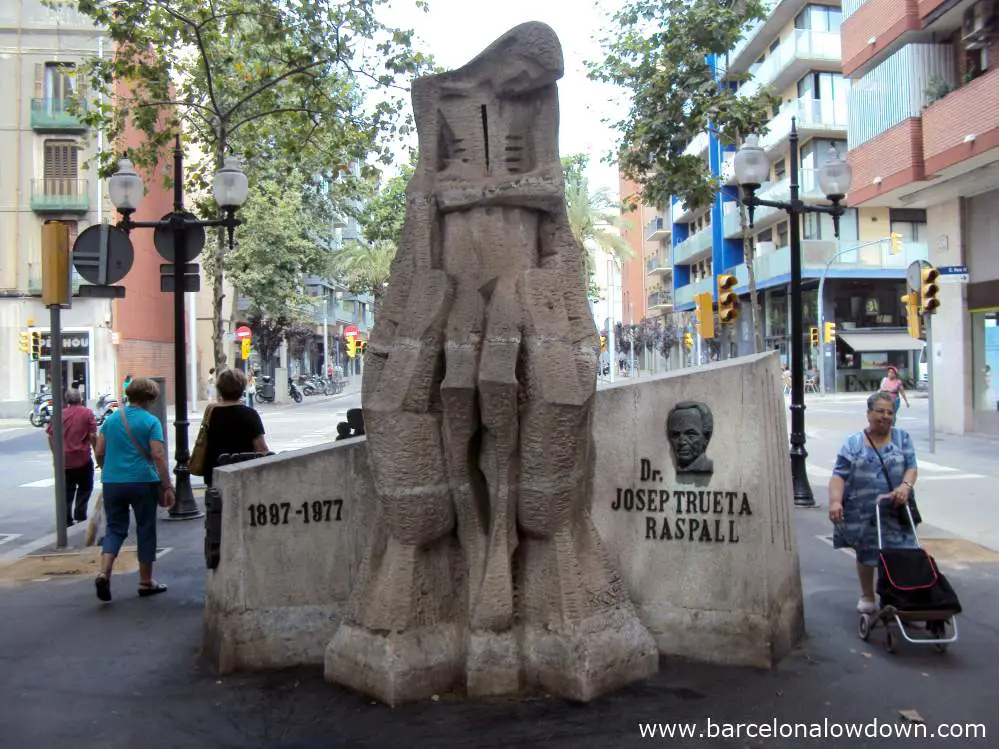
[[828, 392, 919, 614]]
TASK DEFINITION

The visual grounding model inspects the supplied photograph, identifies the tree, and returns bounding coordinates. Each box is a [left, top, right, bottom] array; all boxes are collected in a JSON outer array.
[[67, 0, 433, 370], [328, 239, 396, 300], [226, 174, 327, 317], [562, 154, 632, 302], [589, 0, 779, 353], [361, 161, 414, 245], [246, 310, 289, 375]]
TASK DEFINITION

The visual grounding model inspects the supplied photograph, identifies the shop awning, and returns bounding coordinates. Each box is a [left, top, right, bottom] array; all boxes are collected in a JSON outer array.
[[837, 331, 925, 352]]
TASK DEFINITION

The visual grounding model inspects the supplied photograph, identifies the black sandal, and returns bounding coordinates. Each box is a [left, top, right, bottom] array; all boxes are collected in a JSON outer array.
[[138, 581, 168, 597], [95, 574, 111, 602]]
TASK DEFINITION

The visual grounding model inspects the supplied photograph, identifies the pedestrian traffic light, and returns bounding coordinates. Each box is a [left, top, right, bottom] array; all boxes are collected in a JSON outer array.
[[809, 327, 819, 347], [683, 332, 693, 350], [890, 232, 903, 255], [823, 321, 836, 344], [694, 291, 715, 339], [716, 274, 739, 324], [901, 293, 921, 339], [18, 330, 31, 355], [920, 266, 940, 313], [240, 337, 251, 360], [31, 331, 42, 360]]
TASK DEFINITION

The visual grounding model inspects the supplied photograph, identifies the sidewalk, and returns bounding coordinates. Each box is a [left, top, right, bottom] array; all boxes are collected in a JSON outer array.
[[0, 499, 994, 748]]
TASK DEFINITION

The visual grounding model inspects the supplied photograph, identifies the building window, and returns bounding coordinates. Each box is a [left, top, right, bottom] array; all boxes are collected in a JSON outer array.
[[794, 4, 842, 32], [965, 46, 989, 83], [44, 62, 76, 101], [972, 311, 999, 412], [43, 140, 79, 196], [776, 221, 789, 248], [773, 158, 786, 182], [796, 71, 850, 105], [889, 208, 927, 246]]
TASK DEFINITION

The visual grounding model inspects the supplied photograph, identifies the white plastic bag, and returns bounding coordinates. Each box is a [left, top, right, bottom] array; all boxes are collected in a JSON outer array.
[[85, 488, 105, 547]]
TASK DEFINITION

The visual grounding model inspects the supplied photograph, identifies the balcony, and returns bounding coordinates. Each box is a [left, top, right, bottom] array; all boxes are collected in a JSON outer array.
[[760, 97, 848, 153], [647, 290, 673, 311], [922, 67, 999, 176], [722, 171, 826, 238], [30, 98, 88, 131], [645, 216, 670, 242], [672, 196, 695, 224], [674, 225, 713, 265], [726, 239, 929, 288], [673, 277, 714, 309], [683, 131, 710, 158], [30, 179, 89, 213], [738, 29, 841, 98], [720, 152, 736, 185], [646, 250, 672, 277]]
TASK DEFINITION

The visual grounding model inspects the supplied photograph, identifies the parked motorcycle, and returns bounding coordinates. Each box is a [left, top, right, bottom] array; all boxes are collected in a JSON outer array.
[[255, 376, 303, 404], [94, 393, 119, 426], [288, 378, 303, 403], [28, 388, 53, 428]]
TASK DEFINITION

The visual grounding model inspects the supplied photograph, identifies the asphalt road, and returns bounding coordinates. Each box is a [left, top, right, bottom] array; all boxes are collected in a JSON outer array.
[[0, 387, 362, 562]]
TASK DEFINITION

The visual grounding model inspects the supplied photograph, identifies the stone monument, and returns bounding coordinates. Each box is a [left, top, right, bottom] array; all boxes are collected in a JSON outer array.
[[324, 21, 659, 705]]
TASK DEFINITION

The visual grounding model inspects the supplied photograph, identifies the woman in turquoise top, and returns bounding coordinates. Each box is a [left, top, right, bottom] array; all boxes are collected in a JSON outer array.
[[94, 377, 175, 602], [827, 392, 919, 615]]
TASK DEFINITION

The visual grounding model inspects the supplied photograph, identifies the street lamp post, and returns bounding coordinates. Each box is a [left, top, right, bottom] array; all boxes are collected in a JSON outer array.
[[733, 118, 853, 508], [108, 136, 248, 519]]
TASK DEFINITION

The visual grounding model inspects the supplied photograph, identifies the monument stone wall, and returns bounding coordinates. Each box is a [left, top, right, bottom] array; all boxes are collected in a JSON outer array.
[[205, 351, 803, 677]]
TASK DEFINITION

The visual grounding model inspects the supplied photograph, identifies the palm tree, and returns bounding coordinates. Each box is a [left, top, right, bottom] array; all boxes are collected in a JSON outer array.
[[562, 154, 633, 300], [327, 239, 396, 303]]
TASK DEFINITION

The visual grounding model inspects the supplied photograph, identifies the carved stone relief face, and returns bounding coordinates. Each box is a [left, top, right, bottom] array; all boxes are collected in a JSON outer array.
[[666, 403, 713, 475]]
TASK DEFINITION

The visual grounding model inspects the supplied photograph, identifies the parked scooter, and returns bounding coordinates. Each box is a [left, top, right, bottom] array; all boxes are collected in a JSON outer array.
[[28, 388, 53, 428], [94, 393, 119, 426], [254, 376, 303, 404], [288, 378, 303, 403]]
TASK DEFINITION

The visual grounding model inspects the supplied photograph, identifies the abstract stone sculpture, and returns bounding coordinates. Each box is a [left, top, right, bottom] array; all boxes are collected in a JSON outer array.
[[324, 21, 658, 705]]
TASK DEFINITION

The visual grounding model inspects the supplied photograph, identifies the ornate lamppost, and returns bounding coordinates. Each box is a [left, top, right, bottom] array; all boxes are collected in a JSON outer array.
[[733, 118, 853, 507]]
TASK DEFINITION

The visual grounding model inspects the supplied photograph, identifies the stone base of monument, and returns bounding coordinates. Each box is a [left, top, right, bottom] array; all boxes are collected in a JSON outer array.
[[324, 623, 463, 706], [205, 351, 803, 694], [522, 608, 660, 702]]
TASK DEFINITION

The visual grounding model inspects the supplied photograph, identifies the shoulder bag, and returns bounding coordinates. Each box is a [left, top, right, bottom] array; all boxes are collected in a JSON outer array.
[[865, 429, 922, 528], [189, 404, 217, 477], [120, 407, 169, 506]]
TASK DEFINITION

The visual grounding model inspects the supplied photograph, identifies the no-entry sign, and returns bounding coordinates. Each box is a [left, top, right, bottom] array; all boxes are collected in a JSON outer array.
[[343, 324, 360, 338], [235, 325, 252, 340]]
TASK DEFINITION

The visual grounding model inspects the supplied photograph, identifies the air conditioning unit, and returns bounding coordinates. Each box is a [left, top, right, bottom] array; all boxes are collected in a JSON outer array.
[[963, 0, 996, 49]]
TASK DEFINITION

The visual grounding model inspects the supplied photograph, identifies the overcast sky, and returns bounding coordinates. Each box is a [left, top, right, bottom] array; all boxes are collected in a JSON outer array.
[[381, 0, 627, 197]]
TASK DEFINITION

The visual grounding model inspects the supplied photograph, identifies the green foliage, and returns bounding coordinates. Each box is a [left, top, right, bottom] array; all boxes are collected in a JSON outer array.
[[328, 240, 396, 299], [226, 176, 326, 318], [360, 162, 413, 245], [588, 0, 779, 211], [246, 310, 289, 370]]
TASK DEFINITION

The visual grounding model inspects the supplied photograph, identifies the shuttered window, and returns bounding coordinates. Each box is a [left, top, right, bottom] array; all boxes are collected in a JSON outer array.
[[43, 140, 78, 196]]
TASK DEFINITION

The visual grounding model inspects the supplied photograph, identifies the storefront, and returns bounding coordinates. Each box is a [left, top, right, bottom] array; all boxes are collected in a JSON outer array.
[[32, 329, 93, 401], [970, 308, 999, 433], [832, 329, 923, 393]]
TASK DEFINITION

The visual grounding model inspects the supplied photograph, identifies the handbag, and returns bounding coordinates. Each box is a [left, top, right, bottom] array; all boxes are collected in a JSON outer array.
[[865, 429, 922, 528], [120, 406, 170, 506], [188, 404, 216, 477]]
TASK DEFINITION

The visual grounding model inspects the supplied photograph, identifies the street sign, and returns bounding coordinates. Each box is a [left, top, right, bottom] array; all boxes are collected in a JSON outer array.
[[72, 224, 134, 285], [937, 265, 969, 284], [161, 274, 200, 293], [235, 325, 252, 339], [343, 324, 360, 338], [153, 211, 206, 262]]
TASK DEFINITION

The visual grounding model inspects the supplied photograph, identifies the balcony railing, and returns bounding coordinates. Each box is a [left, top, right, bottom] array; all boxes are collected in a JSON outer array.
[[30, 178, 89, 213], [647, 290, 673, 309], [723, 171, 825, 238], [30, 98, 88, 130], [760, 97, 848, 151], [673, 277, 714, 308], [674, 226, 713, 265], [683, 131, 710, 158], [645, 216, 670, 242], [738, 29, 841, 97], [728, 0, 779, 63], [672, 197, 692, 223], [646, 251, 672, 275]]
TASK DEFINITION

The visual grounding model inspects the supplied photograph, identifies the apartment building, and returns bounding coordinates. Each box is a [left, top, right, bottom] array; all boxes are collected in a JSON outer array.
[[842, 0, 999, 435], [0, 1, 176, 416], [624, 1, 928, 388]]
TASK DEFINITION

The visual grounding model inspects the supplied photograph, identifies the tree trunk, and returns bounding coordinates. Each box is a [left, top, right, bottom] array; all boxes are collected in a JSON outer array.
[[211, 129, 228, 372], [740, 203, 764, 354]]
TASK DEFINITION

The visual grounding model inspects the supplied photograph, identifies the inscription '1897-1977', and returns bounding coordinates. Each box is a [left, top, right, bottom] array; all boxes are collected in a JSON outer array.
[[612, 459, 752, 543]]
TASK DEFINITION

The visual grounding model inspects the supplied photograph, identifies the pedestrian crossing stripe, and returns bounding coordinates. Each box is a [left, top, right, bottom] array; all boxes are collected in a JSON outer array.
[[806, 464, 984, 481]]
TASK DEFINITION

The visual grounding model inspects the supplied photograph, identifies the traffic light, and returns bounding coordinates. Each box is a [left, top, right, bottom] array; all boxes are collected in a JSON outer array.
[[890, 232, 903, 255], [694, 291, 715, 339], [920, 266, 940, 313], [346, 337, 357, 358], [358, 340, 367, 356], [683, 332, 693, 350], [824, 321, 836, 344], [240, 337, 251, 360], [18, 330, 31, 355], [901, 293, 921, 339], [31, 331, 42, 360], [809, 327, 819, 347], [599, 335, 607, 351], [717, 274, 739, 324]]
